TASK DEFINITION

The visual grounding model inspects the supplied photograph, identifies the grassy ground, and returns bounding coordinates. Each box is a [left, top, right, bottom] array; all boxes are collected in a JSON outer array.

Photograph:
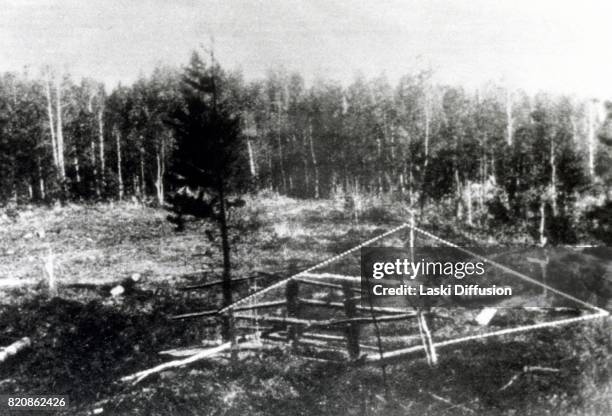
[[0, 196, 610, 416]]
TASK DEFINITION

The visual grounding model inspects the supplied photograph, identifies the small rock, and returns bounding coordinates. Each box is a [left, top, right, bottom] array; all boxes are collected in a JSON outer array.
[[159, 370, 176, 380], [110, 285, 125, 297]]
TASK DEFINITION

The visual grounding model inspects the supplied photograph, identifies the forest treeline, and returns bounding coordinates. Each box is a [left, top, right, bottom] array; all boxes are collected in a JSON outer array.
[[1, 52, 612, 242]]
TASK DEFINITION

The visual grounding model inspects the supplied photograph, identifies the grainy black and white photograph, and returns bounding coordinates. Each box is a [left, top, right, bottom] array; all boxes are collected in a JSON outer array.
[[0, 1, 611, 415]]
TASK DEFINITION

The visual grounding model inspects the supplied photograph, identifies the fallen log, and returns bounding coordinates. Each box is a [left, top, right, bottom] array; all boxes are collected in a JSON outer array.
[[122, 342, 232, 384], [0, 337, 31, 363]]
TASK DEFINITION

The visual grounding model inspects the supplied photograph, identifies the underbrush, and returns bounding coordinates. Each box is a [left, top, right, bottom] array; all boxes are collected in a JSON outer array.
[[1, 288, 608, 416], [0, 197, 610, 415]]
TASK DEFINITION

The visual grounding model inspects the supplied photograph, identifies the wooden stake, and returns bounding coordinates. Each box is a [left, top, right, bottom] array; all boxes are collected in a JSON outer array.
[[43, 248, 57, 296], [417, 312, 437, 365], [285, 280, 300, 347], [343, 282, 360, 359]]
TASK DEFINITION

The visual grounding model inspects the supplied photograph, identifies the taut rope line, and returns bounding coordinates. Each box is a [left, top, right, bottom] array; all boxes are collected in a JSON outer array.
[[219, 223, 410, 313], [411, 225, 608, 315]]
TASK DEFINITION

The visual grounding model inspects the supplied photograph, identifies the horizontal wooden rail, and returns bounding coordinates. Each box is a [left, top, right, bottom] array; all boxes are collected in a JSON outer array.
[[277, 331, 381, 352], [171, 310, 219, 320], [299, 298, 409, 315], [233, 300, 286, 312], [264, 333, 350, 356], [234, 312, 418, 328], [178, 275, 262, 291], [294, 277, 361, 292]]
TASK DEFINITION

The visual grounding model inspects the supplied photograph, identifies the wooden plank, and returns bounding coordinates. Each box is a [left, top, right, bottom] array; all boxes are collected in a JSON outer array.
[[234, 314, 310, 325], [294, 278, 361, 293], [171, 310, 219, 320], [301, 332, 344, 341], [273, 331, 378, 350], [160, 342, 276, 357], [298, 298, 345, 309], [233, 300, 286, 312], [300, 272, 397, 286], [234, 312, 418, 328], [235, 325, 273, 331], [265, 333, 349, 356], [299, 298, 409, 315], [363, 344, 425, 365]]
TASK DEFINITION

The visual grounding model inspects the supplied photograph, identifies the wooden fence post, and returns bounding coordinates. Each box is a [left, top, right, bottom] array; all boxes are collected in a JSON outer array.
[[343, 282, 360, 360], [286, 279, 300, 349]]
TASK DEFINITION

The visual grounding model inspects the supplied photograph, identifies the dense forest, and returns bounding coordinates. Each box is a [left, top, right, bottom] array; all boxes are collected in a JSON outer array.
[[1, 52, 611, 243]]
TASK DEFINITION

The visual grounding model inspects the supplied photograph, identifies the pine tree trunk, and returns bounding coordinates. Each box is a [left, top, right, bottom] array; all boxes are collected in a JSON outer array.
[[218, 183, 233, 341]]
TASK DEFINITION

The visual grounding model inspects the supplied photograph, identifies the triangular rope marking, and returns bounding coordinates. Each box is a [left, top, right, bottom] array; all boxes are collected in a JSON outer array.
[[411, 224, 608, 314], [221, 221, 608, 359], [219, 223, 411, 313]]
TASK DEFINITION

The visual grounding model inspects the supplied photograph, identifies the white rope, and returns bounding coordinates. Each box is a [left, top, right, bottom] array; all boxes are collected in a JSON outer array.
[[221, 219, 608, 359], [411, 225, 609, 315], [300, 272, 361, 282], [219, 223, 410, 313], [434, 309, 608, 349], [368, 309, 608, 363]]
